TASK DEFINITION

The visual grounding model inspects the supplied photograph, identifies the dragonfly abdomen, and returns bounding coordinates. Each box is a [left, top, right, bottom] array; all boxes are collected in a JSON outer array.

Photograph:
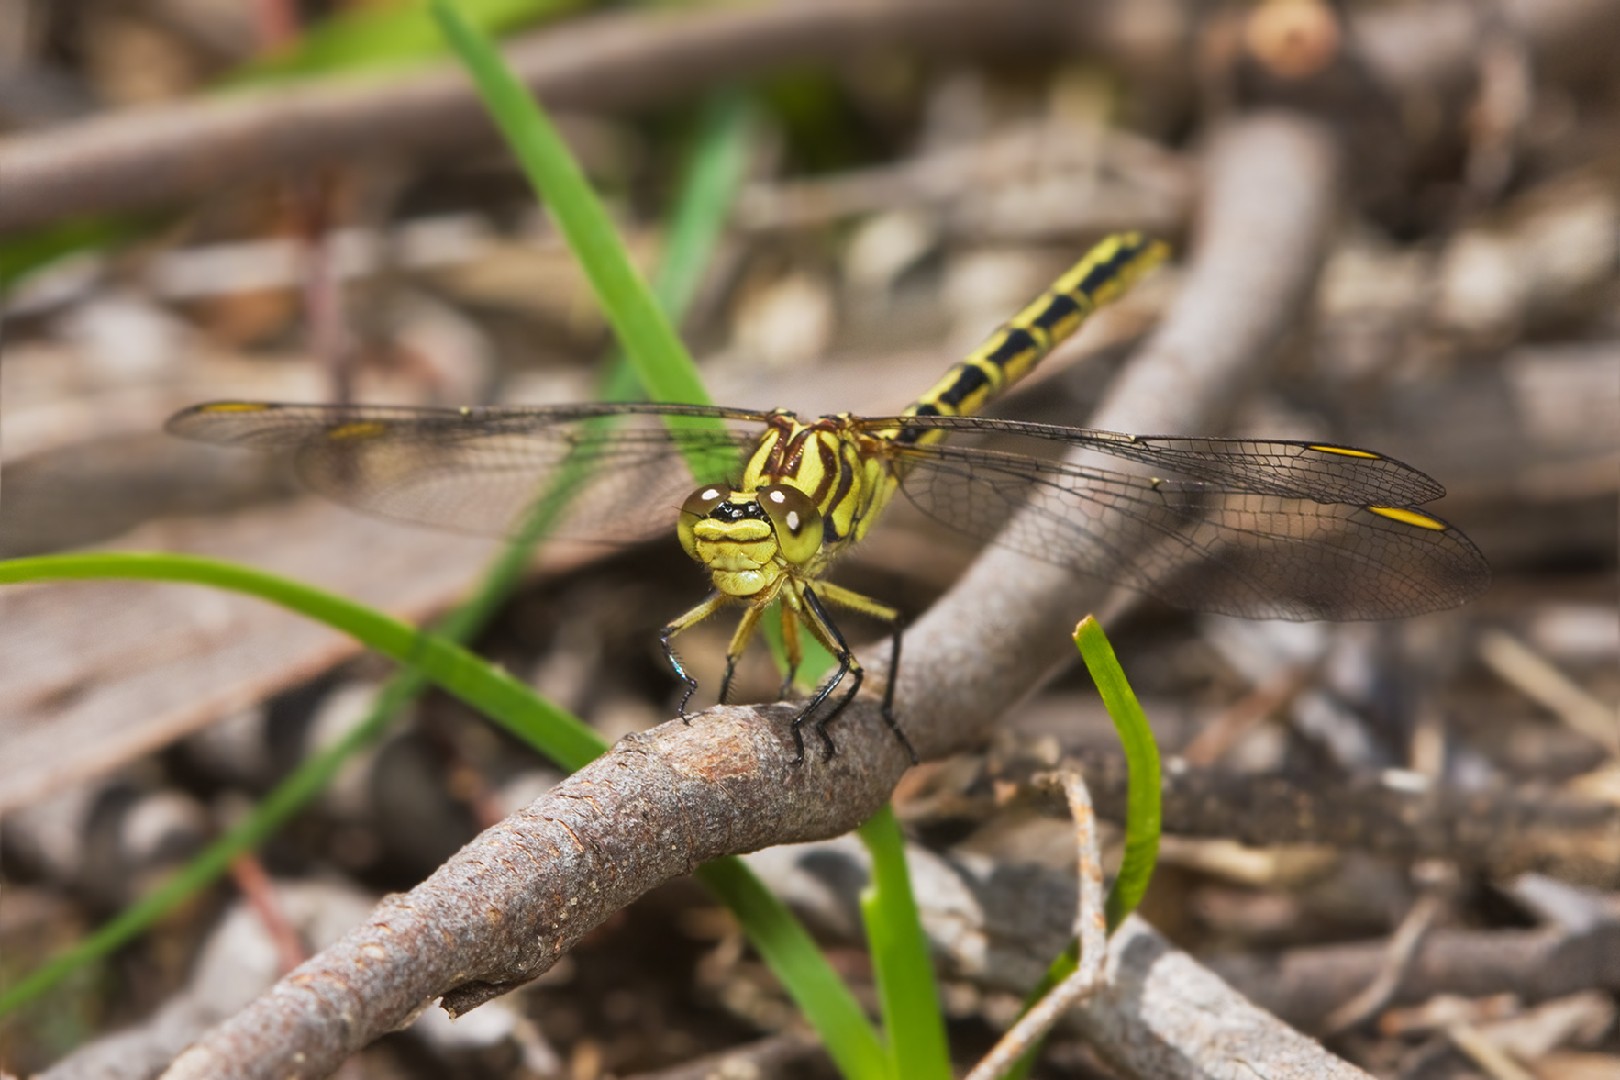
[[892, 232, 1169, 448]]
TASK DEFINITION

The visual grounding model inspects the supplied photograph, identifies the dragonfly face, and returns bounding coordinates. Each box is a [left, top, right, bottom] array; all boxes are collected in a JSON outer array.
[[677, 480, 824, 599]]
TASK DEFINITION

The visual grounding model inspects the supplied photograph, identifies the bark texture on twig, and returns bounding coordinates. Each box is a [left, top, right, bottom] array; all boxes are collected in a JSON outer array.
[[164, 707, 912, 1079]]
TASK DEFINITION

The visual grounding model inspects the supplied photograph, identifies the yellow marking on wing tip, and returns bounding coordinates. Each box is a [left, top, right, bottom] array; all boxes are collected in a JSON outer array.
[[201, 402, 273, 413], [327, 420, 388, 441], [1309, 444, 1380, 459], [1368, 505, 1447, 531]]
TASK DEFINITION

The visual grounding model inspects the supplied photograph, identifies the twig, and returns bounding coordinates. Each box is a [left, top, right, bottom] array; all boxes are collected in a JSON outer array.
[[1478, 629, 1620, 757], [1320, 867, 1453, 1034], [228, 855, 308, 976], [988, 746, 1620, 887], [964, 772, 1106, 1080], [744, 835, 1620, 1033], [161, 706, 911, 1079], [622, 1031, 827, 1080], [0, 0, 1153, 233], [4, 0, 1618, 232]]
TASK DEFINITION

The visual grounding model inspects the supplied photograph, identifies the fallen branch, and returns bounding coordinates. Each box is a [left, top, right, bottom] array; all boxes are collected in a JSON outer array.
[[3, 0, 1617, 233]]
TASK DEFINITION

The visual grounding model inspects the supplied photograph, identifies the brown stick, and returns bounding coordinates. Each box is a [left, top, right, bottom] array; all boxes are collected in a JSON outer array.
[[0, 0, 1135, 233], [989, 747, 1620, 888], [5, 0, 1618, 234]]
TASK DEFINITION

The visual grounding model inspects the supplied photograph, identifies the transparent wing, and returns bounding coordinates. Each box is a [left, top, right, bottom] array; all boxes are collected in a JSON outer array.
[[166, 402, 764, 541], [879, 432, 1490, 620], [854, 415, 1449, 504]]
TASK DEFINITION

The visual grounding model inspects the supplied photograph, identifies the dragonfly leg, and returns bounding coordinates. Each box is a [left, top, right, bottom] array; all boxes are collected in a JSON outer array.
[[881, 620, 913, 762], [795, 585, 860, 763], [660, 592, 728, 722], [778, 600, 803, 700], [813, 581, 916, 764], [718, 601, 768, 706]]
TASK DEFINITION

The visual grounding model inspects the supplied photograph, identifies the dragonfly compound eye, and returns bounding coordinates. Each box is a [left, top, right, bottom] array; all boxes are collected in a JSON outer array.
[[758, 484, 824, 566], [677, 484, 732, 559]]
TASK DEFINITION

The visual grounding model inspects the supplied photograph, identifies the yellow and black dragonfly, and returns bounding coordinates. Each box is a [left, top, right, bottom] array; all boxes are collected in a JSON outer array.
[[167, 233, 1489, 762]]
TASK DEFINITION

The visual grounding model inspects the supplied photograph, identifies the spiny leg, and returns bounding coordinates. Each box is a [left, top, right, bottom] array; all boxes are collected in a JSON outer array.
[[795, 585, 874, 762], [814, 581, 916, 763], [660, 592, 728, 722], [718, 600, 768, 706]]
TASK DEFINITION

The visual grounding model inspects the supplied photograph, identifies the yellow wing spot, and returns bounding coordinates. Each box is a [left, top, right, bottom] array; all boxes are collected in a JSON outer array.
[[1309, 444, 1380, 459], [200, 402, 273, 414], [1368, 505, 1448, 531], [327, 420, 388, 441]]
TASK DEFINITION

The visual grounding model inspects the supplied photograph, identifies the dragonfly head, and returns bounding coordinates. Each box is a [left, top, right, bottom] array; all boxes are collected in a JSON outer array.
[[678, 483, 825, 597]]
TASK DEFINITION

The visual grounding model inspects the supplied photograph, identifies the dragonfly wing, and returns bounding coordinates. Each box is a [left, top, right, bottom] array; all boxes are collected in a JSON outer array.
[[886, 441, 1490, 620], [167, 402, 760, 541], [855, 416, 1449, 505]]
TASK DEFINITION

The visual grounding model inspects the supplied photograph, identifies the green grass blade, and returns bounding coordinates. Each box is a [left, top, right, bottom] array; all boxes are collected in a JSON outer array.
[[432, 0, 734, 483], [858, 805, 951, 1079], [1074, 616, 1160, 927], [1003, 616, 1163, 1080], [0, 216, 158, 294], [697, 859, 890, 1080]]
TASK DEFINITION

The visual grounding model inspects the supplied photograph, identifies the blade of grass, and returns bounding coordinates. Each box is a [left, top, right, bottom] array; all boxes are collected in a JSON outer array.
[[1075, 616, 1160, 928], [858, 804, 952, 1079], [774, 525, 934, 1077], [1002, 615, 1162, 1080], [347, 84, 756, 801]]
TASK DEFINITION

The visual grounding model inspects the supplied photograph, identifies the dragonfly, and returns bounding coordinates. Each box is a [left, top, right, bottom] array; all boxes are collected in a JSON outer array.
[[167, 233, 1490, 763]]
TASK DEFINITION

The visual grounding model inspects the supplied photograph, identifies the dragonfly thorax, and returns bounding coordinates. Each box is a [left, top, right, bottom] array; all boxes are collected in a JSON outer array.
[[678, 482, 825, 598]]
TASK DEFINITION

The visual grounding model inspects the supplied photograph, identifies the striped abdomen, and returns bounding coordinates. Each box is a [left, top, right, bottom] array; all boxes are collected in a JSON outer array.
[[893, 232, 1168, 447]]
